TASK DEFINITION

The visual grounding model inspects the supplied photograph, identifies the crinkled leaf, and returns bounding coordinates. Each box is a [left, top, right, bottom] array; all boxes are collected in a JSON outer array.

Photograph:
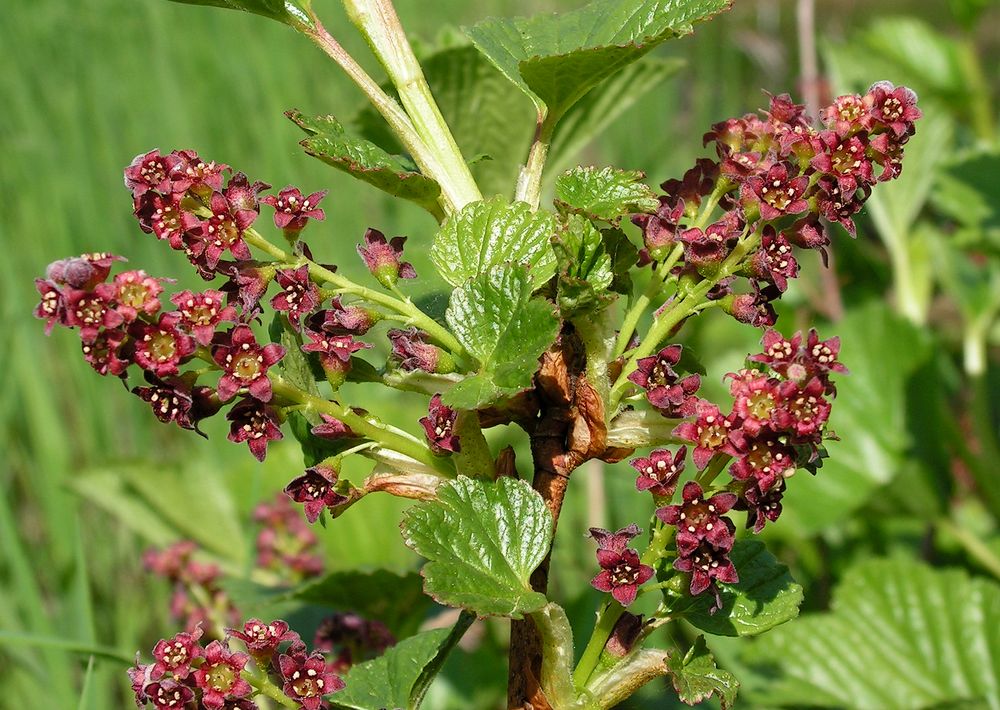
[[401, 476, 553, 618], [678, 540, 803, 637], [666, 635, 739, 708], [553, 215, 615, 315], [331, 614, 474, 710], [432, 197, 557, 289], [443, 263, 559, 408], [555, 166, 658, 224], [281, 569, 431, 639], [465, 0, 730, 117], [166, 0, 309, 26], [287, 110, 441, 215], [751, 558, 1000, 709], [547, 57, 684, 177]]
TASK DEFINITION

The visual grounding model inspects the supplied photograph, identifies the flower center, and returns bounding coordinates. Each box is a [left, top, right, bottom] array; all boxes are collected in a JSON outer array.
[[149, 332, 177, 362], [233, 352, 262, 381], [204, 663, 236, 692]]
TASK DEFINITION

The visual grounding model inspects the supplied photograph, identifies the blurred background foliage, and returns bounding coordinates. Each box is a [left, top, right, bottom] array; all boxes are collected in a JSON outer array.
[[2, 0, 1000, 708]]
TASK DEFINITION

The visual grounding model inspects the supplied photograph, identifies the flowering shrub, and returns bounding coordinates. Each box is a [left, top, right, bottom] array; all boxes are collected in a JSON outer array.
[[34, 0, 922, 707]]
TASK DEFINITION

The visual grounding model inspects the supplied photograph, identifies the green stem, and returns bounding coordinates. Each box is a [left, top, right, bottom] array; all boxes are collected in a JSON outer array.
[[610, 230, 762, 409], [573, 601, 625, 690], [243, 228, 466, 359], [515, 111, 557, 209], [340, 0, 482, 212], [245, 669, 299, 708], [695, 453, 732, 488], [270, 375, 454, 476], [614, 246, 684, 359], [937, 517, 1000, 581]]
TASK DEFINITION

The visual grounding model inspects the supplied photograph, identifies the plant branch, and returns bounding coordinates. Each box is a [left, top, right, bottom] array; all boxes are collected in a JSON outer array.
[[515, 111, 557, 210]]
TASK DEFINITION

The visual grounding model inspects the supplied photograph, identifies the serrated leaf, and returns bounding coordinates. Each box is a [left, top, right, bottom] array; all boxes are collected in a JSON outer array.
[[666, 636, 739, 708], [331, 615, 473, 710], [281, 569, 432, 639], [401, 476, 553, 618], [751, 558, 1000, 709], [465, 0, 729, 118], [166, 0, 308, 26], [679, 540, 802, 637], [547, 57, 684, 177], [553, 215, 615, 316], [287, 110, 441, 215], [443, 264, 559, 407], [431, 197, 558, 289], [555, 166, 658, 224]]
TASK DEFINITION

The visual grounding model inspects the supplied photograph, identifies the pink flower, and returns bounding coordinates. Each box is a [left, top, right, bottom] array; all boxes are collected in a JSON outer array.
[[262, 186, 327, 232], [131, 312, 197, 378], [271, 266, 322, 329], [588, 525, 653, 606], [419, 394, 461, 454], [213, 325, 285, 402], [151, 628, 204, 680], [357, 228, 416, 288], [192, 640, 252, 710], [171, 289, 238, 345], [278, 650, 345, 709], [284, 465, 347, 524], [629, 447, 686, 498]]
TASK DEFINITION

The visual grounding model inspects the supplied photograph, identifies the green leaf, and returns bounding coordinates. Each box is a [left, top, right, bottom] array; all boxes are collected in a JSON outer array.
[[751, 558, 1000, 709], [678, 540, 803, 637], [547, 57, 684, 177], [331, 615, 474, 710], [287, 110, 442, 216], [933, 148, 1000, 233], [443, 264, 559, 408], [666, 636, 739, 709], [401, 476, 553, 618], [166, 0, 309, 26], [553, 215, 615, 316], [602, 227, 640, 296], [465, 0, 729, 118], [282, 569, 432, 639], [555, 166, 658, 224], [431, 197, 558, 289]]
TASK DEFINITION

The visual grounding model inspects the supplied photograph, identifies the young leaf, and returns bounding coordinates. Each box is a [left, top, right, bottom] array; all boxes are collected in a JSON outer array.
[[401, 476, 554, 618], [678, 540, 803, 637], [553, 215, 615, 316], [751, 558, 1000, 709], [330, 614, 474, 710], [166, 0, 309, 26], [286, 110, 442, 216], [465, 0, 730, 119], [443, 263, 559, 408], [666, 636, 739, 709], [431, 197, 558, 289], [555, 166, 659, 225]]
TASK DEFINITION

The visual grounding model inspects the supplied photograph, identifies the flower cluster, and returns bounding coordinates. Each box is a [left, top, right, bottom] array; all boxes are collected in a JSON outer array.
[[634, 83, 920, 323], [130, 617, 344, 710], [253, 494, 325, 580], [143, 542, 238, 635]]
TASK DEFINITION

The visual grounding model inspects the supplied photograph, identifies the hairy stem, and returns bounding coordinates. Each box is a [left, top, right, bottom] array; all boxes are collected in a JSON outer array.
[[341, 0, 482, 212]]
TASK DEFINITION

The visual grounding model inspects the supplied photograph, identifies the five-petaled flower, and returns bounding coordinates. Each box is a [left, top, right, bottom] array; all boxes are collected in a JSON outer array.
[[278, 649, 345, 710], [285, 465, 348, 523], [271, 266, 322, 329], [227, 398, 284, 461], [213, 325, 285, 402], [630, 447, 686, 498], [171, 289, 237, 345], [262, 186, 327, 233], [192, 640, 253, 710], [151, 628, 204, 680], [588, 524, 654, 606], [419, 394, 461, 454]]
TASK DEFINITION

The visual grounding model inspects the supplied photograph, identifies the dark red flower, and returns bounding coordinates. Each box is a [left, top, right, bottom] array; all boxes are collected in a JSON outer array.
[[387, 328, 452, 373], [271, 266, 322, 329], [47, 252, 123, 290], [357, 228, 416, 288], [218, 262, 275, 320], [63, 288, 124, 341], [588, 525, 654, 606], [774, 377, 832, 438], [673, 400, 744, 469], [727, 370, 783, 436], [738, 478, 785, 533], [171, 289, 238, 345], [128, 661, 153, 707], [864, 81, 921, 138], [262, 187, 327, 232], [139, 193, 201, 248], [144, 678, 195, 710], [804, 329, 848, 378], [227, 398, 283, 461], [307, 299, 380, 336], [82, 327, 130, 377], [673, 538, 739, 601], [192, 640, 252, 710], [133, 374, 220, 433], [729, 434, 796, 492], [679, 216, 740, 268], [729, 281, 780, 328], [627, 344, 701, 413], [311, 414, 356, 440], [224, 172, 269, 223], [285, 465, 348, 524], [743, 162, 810, 221], [34, 279, 66, 334], [822, 93, 866, 136], [107, 270, 167, 322], [151, 628, 204, 680], [124, 149, 181, 198], [419, 394, 461, 454], [187, 192, 254, 271], [630, 447, 686, 497], [278, 650, 345, 710], [213, 325, 285, 402], [229, 619, 299, 657], [168, 149, 229, 195], [815, 176, 866, 238], [301, 328, 369, 387], [747, 228, 798, 292], [657, 481, 738, 554], [131, 312, 197, 377], [749, 329, 802, 374], [631, 197, 686, 258], [810, 131, 875, 194]]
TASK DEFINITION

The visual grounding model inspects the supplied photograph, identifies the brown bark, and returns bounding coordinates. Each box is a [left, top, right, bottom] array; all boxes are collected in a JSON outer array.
[[507, 327, 608, 710]]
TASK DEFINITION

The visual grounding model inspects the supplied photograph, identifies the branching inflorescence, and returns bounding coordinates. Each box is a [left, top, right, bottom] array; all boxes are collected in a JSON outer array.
[[36, 0, 920, 707]]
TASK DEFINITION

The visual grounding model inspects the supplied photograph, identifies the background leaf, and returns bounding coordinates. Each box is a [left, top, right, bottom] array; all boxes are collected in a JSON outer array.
[[666, 635, 739, 709], [750, 558, 1000, 709], [166, 0, 306, 26], [401, 477, 553, 618]]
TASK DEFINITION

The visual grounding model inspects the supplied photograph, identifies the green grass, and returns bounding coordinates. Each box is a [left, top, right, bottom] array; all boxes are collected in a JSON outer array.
[[0, 0, 959, 707]]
